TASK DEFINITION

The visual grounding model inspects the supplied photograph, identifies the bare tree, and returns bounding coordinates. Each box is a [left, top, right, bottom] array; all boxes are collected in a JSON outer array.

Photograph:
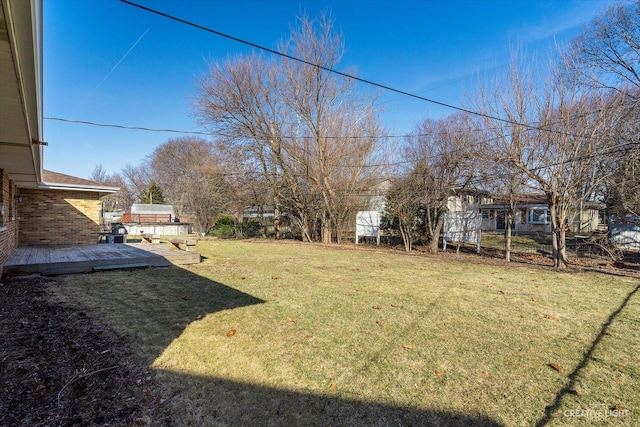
[[89, 164, 108, 183], [149, 137, 230, 235], [476, 55, 616, 268], [386, 113, 476, 253], [567, 0, 639, 98], [118, 163, 151, 209], [564, 1, 640, 218], [193, 13, 383, 243], [598, 91, 640, 217], [89, 164, 123, 212], [474, 151, 528, 262]]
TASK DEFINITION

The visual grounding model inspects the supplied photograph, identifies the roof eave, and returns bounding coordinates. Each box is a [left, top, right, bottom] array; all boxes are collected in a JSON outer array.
[[38, 182, 120, 194]]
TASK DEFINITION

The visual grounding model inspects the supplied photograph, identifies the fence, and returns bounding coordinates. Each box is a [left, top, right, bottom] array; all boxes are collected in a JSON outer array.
[[120, 213, 172, 223]]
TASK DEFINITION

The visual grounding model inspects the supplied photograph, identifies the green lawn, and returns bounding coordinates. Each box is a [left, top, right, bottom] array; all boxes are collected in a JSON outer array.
[[59, 239, 639, 426]]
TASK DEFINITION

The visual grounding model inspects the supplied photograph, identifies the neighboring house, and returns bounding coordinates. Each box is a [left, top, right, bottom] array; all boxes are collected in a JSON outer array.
[[366, 179, 391, 213], [448, 192, 606, 234], [446, 189, 492, 213], [243, 205, 276, 221], [1, 0, 118, 275]]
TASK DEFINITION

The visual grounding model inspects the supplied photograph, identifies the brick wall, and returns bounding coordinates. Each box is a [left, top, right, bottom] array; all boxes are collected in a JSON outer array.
[[0, 170, 19, 276], [19, 189, 102, 245]]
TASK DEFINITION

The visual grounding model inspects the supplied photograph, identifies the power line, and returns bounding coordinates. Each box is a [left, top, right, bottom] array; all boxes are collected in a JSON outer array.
[[118, 0, 586, 139], [44, 117, 211, 135], [44, 116, 480, 139]]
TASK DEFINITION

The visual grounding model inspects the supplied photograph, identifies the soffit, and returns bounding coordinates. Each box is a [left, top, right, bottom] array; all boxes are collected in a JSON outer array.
[[0, 0, 43, 189]]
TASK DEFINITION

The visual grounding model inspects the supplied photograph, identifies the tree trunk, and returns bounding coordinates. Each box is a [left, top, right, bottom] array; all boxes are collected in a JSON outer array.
[[399, 221, 412, 252], [557, 226, 568, 268], [549, 205, 567, 269], [427, 210, 445, 253], [505, 211, 512, 262], [321, 212, 332, 244]]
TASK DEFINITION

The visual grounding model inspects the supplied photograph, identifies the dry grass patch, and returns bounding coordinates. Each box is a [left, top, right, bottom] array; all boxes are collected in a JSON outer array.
[[60, 239, 639, 426]]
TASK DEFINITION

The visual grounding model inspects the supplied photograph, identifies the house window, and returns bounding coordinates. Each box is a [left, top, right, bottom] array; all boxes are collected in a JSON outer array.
[[526, 207, 550, 224], [481, 209, 493, 220]]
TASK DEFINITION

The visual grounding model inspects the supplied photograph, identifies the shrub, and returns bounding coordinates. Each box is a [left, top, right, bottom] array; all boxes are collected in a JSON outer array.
[[210, 216, 236, 239]]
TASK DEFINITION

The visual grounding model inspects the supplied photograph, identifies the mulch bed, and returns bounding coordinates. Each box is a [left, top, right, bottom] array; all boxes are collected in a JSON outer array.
[[0, 275, 171, 426]]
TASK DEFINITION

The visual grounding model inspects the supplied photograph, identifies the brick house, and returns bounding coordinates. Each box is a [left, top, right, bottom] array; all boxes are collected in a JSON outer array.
[[18, 170, 118, 245], [0, 0, 117, 275]]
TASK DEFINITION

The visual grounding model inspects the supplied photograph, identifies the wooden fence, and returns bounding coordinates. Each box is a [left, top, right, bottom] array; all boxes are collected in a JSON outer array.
[[120, 213, 172, 223]]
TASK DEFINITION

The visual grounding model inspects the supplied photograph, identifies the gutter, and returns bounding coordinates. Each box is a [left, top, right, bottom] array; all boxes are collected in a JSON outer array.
[[38, 183, 120, 194]]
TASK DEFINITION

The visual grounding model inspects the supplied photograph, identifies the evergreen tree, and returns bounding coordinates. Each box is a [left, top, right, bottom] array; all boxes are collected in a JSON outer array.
[[139, 181, 165, 204]]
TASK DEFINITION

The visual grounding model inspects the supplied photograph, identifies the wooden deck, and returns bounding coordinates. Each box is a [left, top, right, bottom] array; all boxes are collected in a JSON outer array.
[[4, 242, 201, 275]]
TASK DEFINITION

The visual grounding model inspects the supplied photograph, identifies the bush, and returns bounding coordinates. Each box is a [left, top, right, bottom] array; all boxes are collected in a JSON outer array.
[[210, 216, 236, 239], [242, 221, 262, 238]]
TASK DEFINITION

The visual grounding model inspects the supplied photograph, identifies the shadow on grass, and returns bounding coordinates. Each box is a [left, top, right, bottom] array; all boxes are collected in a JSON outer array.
[[71, 266, 504, 426], [535, 282, 640, 426], [72, 267, 266, 361], [155, 371, 504, 426]]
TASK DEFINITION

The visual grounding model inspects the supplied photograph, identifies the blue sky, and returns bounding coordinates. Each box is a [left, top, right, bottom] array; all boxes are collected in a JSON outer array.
[[43, 0, 617, 179]]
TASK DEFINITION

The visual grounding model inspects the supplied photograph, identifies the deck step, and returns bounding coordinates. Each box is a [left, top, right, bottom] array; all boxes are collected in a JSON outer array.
[[93, 262, 150, 272]]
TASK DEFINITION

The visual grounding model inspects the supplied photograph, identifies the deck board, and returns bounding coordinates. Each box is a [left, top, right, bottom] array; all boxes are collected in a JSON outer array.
[[4, 242, 200, 275]]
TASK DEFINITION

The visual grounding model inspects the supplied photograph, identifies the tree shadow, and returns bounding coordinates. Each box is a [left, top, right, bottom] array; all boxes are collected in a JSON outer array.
[[155, 371, 504, 426], [535, 282, 640, 426], [63, 266, 504, 425], [66, 267, 265, 360]]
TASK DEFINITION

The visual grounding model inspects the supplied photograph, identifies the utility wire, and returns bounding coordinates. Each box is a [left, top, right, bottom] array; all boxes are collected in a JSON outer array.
[[44, 117, 211, 135], [45, 100, 618, 140], [43, 116, 480, 139], [118, 0, 586, 139]]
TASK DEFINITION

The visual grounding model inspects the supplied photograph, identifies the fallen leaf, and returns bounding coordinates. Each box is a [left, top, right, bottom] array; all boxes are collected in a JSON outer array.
[[345, 292, 353, 296], [181, 295, 190, 301], [372, 304, 382, 310], [329, 383, 337, 391], [519, 314, 525, 318], [548, 363, 564, 373], [304, 335, 314, 341], [390, 303, 400, 308], [376, 320, 384, 326], [498, 290, 505, 294], [272, 293, 278, 297], [286, 317, 297, 324], [482, 370, 489, 377], [226, 329, 237, 337], [544, 314, 554, 319], [271, 275, 281, 280], [434, 370, 443, 377], [240, 276, 246, 280], [379, 263, 387, 268], [531, 296, 538, 302], [403, 344, 416, 350]]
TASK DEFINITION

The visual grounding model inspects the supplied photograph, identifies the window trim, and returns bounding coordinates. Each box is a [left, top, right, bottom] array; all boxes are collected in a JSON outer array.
[[526, 206, 550, 224]]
